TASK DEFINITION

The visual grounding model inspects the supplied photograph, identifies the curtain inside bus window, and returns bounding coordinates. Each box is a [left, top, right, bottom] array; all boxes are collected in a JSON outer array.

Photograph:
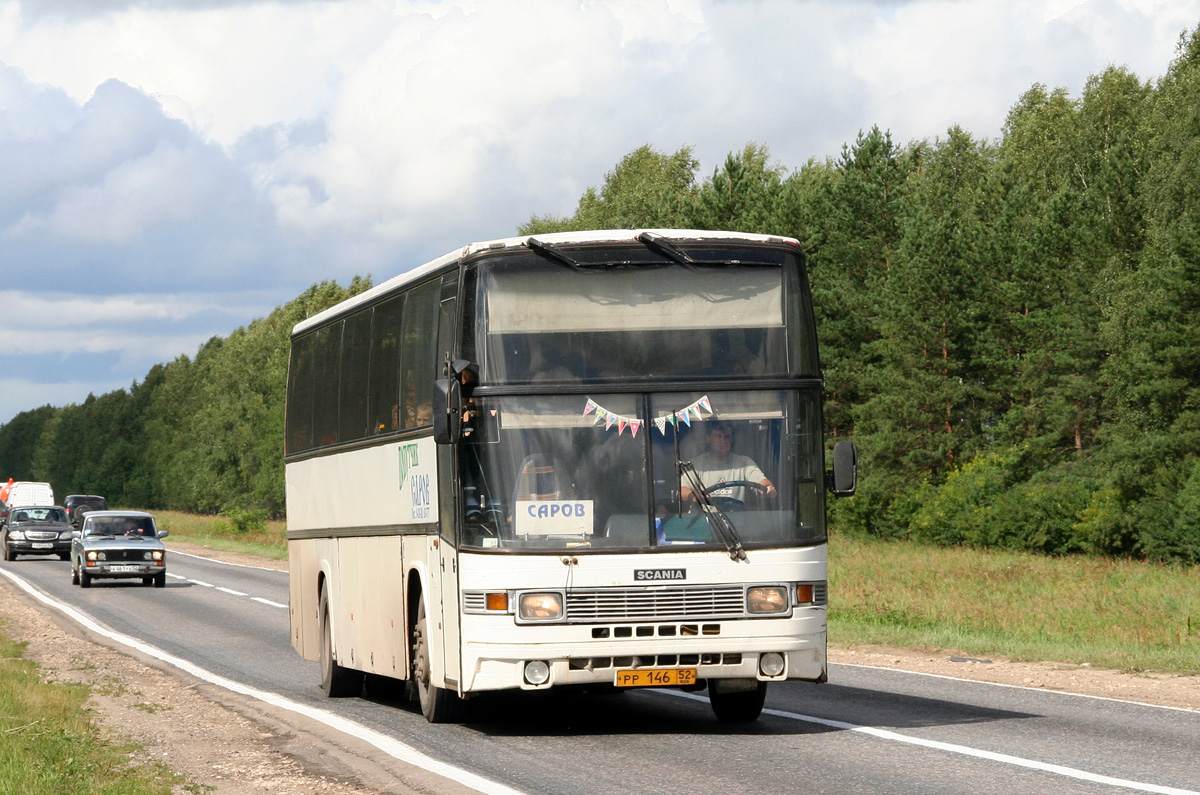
[[474, 256, 793, 384], [285, 332, 317, 454], [401, 280, 439, 428], [311, 323, 343, 448], [368, 294, 404, 435], [339, 308, 372, 443]]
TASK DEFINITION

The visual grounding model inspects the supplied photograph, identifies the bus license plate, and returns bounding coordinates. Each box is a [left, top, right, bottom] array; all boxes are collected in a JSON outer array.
[[615, 668, 697, 688]]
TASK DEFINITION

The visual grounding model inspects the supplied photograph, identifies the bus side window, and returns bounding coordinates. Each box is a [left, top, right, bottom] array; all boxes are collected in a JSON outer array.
[[401, 281, 439, 429], [369, 294, 404, 434], [285, 332, 317, 454]]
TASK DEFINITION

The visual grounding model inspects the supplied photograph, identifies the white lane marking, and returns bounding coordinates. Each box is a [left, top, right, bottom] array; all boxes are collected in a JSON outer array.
[[166, 570, 283, 609], [657, 690, 1199, 795], [0, 568, 526, 795], [834, 662, 1200, 715]]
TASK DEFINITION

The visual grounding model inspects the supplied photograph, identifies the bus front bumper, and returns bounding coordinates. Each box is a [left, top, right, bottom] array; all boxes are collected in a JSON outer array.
[[460, 634, 826, 694]]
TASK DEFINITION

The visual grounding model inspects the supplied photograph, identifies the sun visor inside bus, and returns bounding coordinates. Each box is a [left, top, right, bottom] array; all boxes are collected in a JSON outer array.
[[485, 268, 784, 333]]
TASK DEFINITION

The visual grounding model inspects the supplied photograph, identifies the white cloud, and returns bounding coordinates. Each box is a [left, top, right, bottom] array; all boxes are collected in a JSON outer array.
[[2, 0, 1200, 425], [0, 376, 133, 422]]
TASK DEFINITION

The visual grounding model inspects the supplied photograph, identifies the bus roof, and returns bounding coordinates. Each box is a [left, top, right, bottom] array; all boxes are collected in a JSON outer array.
[[292, 229, 799, 336]]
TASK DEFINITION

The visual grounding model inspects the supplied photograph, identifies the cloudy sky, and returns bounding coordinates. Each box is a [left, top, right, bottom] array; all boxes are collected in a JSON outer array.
[[0, 0, 1197, 425]]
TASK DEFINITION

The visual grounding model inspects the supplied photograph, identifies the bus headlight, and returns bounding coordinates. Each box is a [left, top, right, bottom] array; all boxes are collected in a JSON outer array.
[[747, 586, 789, 614], [518, 592, 563, 621]]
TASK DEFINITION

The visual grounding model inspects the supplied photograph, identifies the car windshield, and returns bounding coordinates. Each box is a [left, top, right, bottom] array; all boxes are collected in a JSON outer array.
[[458, 389, 825, 553], [85, 517, 157, 537], [11, 507, 67, 524]]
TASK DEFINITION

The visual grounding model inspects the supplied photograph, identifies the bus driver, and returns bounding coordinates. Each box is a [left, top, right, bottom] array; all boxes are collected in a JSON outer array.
[[680, 421, 777, 507]]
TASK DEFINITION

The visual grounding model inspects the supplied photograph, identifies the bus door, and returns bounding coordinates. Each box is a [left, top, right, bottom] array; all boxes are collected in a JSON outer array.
[[436, 275, 462, 689]]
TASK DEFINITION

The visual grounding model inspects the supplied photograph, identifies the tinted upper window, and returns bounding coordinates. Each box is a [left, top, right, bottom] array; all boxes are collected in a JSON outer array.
[[464, 245, 815, 386]]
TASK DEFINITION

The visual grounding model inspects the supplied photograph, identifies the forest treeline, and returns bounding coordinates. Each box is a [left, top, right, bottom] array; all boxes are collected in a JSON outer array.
[[4, 27, 1200, 562]]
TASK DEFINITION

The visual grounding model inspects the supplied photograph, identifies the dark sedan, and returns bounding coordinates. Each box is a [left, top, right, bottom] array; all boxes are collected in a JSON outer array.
[[2, 506, 73, 560], [70, 511, 168, 588]]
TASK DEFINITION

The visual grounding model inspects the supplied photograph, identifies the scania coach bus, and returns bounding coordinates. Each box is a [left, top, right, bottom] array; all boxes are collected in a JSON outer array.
[[285, 229, 856, 723]]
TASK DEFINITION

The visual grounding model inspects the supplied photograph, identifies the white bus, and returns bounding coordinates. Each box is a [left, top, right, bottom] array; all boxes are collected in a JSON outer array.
[[285, 229, 857, 723]]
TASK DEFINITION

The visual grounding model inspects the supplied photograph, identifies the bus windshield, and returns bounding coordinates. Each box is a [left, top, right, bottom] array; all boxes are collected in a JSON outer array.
[[459, 389, 825, 553]]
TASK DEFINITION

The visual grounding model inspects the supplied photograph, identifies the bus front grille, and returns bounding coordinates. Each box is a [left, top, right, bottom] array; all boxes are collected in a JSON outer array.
[[569, 652, 743, 670], [566, 586, 746, 623]]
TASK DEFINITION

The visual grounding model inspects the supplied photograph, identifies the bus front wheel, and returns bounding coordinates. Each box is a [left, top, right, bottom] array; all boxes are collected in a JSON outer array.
[[709, 680, 767, 722], [320, 588, 363, 697], [411, 601, 463, 723]]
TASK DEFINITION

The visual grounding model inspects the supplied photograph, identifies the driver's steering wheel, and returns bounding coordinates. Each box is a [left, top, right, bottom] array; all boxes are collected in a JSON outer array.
[[701, 480, 769, 511]]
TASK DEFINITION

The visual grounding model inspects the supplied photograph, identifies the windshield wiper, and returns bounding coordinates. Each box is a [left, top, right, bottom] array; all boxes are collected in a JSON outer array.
[[526, 237, 586, 271], [637, 231, 698, 270], [678, 462, 747, 562]]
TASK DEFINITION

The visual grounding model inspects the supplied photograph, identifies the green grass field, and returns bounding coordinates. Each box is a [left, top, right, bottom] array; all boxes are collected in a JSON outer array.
[[832, 535, 1200, 675], [157, 510, 1200, 676]]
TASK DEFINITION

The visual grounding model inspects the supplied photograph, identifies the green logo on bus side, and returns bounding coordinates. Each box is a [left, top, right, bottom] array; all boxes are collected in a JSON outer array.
[[398, 443, 419, 489]]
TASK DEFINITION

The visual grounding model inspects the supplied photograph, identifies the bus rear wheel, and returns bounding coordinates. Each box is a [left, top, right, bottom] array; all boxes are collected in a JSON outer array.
[[709, 680, 767, 723], [320, 588, 363, 697], [411, 601, 462, 723]]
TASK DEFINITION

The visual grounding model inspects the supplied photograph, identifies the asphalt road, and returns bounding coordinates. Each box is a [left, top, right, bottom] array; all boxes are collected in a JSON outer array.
[[2, 550, 1198, 795]]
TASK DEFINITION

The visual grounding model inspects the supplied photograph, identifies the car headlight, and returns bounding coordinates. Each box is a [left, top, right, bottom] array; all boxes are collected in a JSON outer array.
[[145, 550, 163, 561], [87, 551, 106, 561], [518, 592, 563, 621], [59, 531, 72, 540], [8, 531, 25, 541], [747, 585, 790, 614]]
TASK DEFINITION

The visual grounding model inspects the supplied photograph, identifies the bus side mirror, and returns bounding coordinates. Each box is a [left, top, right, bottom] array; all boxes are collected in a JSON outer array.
[[432, 378, 462, 444], [826, 440, 858, 497]]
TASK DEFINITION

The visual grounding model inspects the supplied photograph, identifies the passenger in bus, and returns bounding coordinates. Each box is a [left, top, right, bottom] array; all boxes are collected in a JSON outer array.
[[415, 403, 433, 426], [680, 421, 776, 506]]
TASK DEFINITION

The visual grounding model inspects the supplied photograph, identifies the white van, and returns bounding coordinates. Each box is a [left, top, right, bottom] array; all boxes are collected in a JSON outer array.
[[6, 481, 55, 507]]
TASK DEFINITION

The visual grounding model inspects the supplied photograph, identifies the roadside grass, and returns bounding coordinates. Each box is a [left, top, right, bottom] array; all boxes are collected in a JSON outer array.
[[0, 623, 179, 794], [152, 510, 1200, 676], [154, 510, 287, 562], [831, 534, 1200, 675]]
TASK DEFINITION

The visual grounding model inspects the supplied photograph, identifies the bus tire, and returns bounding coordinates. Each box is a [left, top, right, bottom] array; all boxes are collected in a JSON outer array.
[[412, 600, 462, 723], [320, 588, 363, 697], [709, 681, 767, 723]]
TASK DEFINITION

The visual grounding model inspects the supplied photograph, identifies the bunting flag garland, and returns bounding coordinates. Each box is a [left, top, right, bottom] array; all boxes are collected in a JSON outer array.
[[652, 395, 716, 435], [583, 398, 642, 437], [583, 396, 714, 437]]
